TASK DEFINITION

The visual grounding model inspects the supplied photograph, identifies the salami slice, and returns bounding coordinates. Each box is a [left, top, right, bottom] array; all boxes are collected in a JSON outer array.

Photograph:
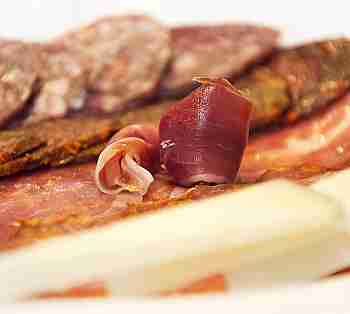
[[23, 44, 88, 124], [56, 15, 171, 111], [159, 24, 279, 96], [0, 41, 38, 128]]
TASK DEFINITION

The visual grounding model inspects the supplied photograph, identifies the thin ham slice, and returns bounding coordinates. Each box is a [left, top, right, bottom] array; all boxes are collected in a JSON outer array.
[[0, 163, 196, 250], [95, 124, 159, 195], [239, 92, 350, 183]]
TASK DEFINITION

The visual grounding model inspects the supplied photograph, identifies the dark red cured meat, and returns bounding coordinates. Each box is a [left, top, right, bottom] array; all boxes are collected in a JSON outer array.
[[159, 78, 252, 186], [56, 15, 171, 112], [239, 92, 350, 183], [159, 24, 279, 96]]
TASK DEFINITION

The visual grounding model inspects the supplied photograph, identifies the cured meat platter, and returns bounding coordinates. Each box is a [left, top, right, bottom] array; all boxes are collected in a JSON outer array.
[[2, 0, 350, 313]]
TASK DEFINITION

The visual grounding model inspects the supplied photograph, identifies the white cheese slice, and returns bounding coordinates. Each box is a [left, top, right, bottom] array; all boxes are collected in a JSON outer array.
[[311, 169, 350, 227], [0, 180, 345, 300]]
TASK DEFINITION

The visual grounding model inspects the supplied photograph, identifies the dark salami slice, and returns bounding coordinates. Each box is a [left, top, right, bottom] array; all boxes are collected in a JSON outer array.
[[159, 24, 279, 96], [23, 44, 88, 124], [56, 15, 171, 112], [0, 41, 38, 128]]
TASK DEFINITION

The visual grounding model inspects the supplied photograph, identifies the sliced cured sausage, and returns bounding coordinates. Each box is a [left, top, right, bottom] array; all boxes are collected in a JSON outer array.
[[160, 24, 279, 96], [57, 15, 171, 111]]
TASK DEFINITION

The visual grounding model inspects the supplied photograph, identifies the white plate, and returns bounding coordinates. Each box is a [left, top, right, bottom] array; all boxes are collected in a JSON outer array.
[[1, 0, 349, 312]]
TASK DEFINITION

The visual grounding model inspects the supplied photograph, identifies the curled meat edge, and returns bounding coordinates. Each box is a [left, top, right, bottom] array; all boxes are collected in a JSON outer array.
[[95, 125, 159, 196]]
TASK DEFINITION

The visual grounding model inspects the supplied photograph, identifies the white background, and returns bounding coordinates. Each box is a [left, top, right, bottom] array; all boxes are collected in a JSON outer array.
[[0, 0, 348, 44], [1, 0, 349, 312]]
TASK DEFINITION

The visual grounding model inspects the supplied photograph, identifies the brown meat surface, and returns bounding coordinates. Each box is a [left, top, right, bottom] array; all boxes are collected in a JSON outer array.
[[57, 15, 172, 110], [0, 101, 172, 176], [160, 24, 279, 96], [236, 38, 350, 128]]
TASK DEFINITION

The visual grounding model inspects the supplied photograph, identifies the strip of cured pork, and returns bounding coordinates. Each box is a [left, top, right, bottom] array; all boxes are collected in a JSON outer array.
[[239, 91, 350, 183]]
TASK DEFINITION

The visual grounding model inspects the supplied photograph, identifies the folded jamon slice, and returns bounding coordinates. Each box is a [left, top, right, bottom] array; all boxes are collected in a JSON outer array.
[[236, 38, 350, 128], [159, 24, 279, 96]]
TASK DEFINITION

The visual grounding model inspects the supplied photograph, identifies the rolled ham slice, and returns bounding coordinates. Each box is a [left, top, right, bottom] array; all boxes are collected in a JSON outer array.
[[95, 124, 160, 195]]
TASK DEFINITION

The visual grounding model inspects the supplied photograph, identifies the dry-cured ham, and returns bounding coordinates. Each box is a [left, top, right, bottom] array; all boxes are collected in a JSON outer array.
[[95, 124, 159, 195], [159, 78, 252, 185], [160, 24, 279, 96], [0, 162, 188, 251], [239, 92, 350, 183]]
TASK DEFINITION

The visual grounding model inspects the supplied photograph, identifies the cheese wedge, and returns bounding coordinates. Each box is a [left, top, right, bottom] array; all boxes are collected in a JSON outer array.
[[0, 180, 345, 300]]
